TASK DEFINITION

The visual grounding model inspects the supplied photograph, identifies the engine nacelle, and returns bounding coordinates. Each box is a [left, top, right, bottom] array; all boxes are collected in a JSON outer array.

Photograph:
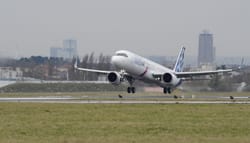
[[107, 72, 122, 85], [162, 72, 180, 86]]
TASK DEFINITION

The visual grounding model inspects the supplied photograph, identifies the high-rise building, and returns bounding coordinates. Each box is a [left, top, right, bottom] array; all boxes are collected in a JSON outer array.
[[198, 31, 215, 66], [63, 39, 77, 59], [50, 47, 63, 58], [50, 39, 78, 59]]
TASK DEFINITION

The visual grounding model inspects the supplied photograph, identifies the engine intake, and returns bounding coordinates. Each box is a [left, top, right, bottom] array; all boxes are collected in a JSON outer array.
[[163, 73, 172, 83], [107, 72, 122, 85], [162, 72, 180, 86]]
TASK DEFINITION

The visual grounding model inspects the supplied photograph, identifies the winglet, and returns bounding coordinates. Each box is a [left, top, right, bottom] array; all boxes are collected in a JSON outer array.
[[239, 57, 244, 70], [173, 47, 185, 72], [233, 57, 244, 71], [74, 59, 78, 69]]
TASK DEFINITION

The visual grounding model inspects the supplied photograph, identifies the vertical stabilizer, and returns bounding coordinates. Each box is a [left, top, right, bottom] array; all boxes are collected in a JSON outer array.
[[173, 47, 185, 72]]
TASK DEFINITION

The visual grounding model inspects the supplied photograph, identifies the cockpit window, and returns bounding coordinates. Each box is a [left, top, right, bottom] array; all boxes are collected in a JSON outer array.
[[116, 53, 128, 57]]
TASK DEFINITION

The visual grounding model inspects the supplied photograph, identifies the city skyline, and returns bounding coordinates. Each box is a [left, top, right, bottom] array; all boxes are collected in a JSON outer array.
[[50, 39, 78, 59], [0, 0, 249, 58]]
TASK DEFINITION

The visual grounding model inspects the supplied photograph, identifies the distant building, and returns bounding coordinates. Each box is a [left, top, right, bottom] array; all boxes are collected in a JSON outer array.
[[198, 31, 215, 67], [50, 47, 64, 58], [50, 39, 78, 59], [63, 39, 77, 59], [0, 67, 23, 80]]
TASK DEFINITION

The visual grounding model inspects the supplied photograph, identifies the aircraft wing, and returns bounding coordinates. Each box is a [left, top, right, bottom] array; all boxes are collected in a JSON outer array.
[[175, 69, 233, 78], [74, 61, 111, 74], [74, 66, 111, 74]]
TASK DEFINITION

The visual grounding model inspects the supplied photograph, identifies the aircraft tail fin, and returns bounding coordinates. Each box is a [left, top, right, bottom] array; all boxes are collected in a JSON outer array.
[[173, 47, 185, 72]]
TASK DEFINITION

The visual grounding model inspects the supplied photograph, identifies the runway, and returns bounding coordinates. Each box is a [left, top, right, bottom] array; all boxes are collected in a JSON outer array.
[[0, 95, 250, 104]]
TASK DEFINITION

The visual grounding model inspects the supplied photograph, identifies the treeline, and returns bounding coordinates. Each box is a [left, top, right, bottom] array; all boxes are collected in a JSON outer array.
[[208, 72, 250, 92], [69, 53, 113, 81], [0, 53, 112, 81]]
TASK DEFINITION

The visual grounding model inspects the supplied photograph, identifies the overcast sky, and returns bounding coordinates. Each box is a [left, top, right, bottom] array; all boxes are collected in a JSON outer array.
[[0, 0, 249, 58]]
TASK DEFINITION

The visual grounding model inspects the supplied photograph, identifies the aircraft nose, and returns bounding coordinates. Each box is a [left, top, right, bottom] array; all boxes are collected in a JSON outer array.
[[111, 55, 122, 66]]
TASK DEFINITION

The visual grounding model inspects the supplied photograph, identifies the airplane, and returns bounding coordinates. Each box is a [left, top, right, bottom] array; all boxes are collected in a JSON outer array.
[[74, 47, 232, 94]]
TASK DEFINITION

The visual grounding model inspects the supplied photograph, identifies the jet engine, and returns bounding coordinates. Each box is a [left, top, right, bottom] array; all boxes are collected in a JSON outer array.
[[107, 72, 122, 85], [162, 72, 180, 85]]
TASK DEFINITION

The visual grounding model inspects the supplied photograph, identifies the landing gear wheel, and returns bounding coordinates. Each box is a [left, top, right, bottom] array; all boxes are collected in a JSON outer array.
[[131, 87, 135, 93], [163, 87, 171, 94], [127, 87, 136, 94], [167, 88, 171, 94], [163, 88, 167, 94], [127, 87, 131, 93]]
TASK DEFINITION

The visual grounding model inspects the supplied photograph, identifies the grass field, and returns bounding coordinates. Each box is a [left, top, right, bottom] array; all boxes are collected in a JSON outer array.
[[0, 103, 250, 143]]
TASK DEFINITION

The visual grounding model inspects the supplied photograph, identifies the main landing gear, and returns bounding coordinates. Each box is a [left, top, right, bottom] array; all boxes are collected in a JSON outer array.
[[163, 87, 171, 94]]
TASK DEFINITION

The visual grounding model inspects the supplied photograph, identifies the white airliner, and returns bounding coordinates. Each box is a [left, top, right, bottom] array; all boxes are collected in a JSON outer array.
[[74, 47, 232, 94]]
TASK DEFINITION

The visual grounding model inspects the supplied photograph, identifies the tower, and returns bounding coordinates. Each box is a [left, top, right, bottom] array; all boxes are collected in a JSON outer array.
[[63, 39, 78, 59], [198, 30, 215, 67]]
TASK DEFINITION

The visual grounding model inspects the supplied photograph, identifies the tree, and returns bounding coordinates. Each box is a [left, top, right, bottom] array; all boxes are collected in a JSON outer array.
[[208, 74, 233, 91], [88, 52, 97, 81]]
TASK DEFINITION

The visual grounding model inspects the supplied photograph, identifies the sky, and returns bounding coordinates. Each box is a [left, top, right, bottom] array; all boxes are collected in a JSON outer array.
[[0, 0, 249, 58]]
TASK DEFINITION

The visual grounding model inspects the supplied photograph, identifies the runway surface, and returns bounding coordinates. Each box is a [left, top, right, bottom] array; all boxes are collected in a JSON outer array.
[[0, 95, 250, 104]]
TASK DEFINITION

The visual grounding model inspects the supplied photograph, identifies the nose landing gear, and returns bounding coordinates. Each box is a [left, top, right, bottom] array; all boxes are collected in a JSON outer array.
[[127, 87, 136, 94], [126, 76, 136, 94]]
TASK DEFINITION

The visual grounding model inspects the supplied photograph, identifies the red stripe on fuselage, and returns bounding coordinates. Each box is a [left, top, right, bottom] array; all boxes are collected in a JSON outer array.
[[139, 67, 148, 77]]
